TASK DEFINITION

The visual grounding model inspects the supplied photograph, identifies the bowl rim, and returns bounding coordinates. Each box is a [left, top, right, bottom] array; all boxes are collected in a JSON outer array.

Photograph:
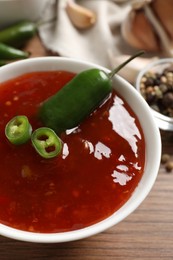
[[136, 57, 173, 130], [0, 57, 161, 243]]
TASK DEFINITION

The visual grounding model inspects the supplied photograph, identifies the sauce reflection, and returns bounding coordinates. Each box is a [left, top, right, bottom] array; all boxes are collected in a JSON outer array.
[[108, 96, 141, 156]]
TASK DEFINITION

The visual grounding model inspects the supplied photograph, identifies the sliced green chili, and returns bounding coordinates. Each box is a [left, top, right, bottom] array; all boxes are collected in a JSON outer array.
[[5, 115, 32, 145], [31, 127, 62, 159]]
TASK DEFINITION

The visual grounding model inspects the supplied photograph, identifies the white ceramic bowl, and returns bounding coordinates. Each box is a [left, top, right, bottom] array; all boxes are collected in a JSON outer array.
[[136, 58, 173, 131], [0, 57, 161, 243], [0, 0, 48, 29]]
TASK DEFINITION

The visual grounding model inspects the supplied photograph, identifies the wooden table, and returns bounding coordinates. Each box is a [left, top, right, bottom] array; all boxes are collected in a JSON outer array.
[[0, 36, 173, 260]]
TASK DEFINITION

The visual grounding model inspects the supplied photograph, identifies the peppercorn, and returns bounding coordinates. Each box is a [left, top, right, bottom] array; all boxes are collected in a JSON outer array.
[[160, 153, 173, 173], [159, 83, 168, 93], [165, 161, 173, 173], [145, 77, 155, 86], [161, 153, 170, 164], [162, 92, 173, 109]]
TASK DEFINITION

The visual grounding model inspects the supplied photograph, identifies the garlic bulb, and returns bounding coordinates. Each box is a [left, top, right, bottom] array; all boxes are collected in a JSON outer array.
[[121, 7, 159, 51], [151, 0, 173, 39], [121, 0, 173, 57]]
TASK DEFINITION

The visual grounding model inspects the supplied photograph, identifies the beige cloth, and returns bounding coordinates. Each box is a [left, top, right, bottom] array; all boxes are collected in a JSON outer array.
[[39, 0, 135, 69]]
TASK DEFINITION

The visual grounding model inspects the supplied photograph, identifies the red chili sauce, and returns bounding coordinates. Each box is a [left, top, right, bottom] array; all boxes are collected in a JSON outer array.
[[0, 71, 145, 233]]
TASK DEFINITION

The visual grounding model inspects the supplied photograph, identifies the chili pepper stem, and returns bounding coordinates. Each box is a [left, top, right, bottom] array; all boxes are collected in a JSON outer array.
[[108, 50, 145, 80]]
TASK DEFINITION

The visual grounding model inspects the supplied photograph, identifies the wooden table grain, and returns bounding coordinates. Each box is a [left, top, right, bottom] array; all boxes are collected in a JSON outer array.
[[0, 36, 173, 260]]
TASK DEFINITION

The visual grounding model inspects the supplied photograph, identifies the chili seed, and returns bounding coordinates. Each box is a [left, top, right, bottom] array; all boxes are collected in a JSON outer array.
[[13, 96, 19, 101], [5, 101, 12, 106]]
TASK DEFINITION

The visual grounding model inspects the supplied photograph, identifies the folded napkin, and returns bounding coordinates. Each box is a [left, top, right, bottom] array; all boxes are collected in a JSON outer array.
[[39, 0, 135, 68]]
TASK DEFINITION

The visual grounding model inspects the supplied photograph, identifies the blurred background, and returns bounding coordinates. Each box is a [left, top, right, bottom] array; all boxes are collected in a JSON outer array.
[[0, 1, 173, 259]]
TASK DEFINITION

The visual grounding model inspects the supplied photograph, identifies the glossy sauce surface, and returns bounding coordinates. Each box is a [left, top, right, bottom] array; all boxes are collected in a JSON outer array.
[[0, 71, 145, 233]]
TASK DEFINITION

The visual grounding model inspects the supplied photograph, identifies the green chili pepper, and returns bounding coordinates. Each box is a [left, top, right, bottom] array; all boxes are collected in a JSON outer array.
[[31, 127, 62, 159], [0, 60, 7, 66], [5, 115, 32, 145], [39, 51, 144, 133], [0, 21, 37, 47], [0, 42, 30, 60]]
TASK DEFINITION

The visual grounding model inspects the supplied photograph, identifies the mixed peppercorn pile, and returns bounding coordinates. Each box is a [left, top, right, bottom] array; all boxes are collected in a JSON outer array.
[[139, 63, 173, 173], [140, 64, 173, 118]]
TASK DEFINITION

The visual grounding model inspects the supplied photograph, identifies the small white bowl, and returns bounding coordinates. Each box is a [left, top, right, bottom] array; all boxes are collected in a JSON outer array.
[[0, 0, 48, 29], [136, 58, 173, 131], [0, 57, 161, 243]]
